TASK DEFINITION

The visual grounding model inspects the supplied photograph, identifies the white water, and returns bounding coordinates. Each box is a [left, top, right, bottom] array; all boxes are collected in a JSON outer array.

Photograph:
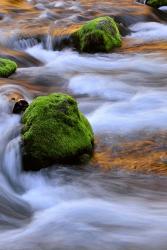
[[1, 20, 167, 250], [128, 22, 167, 43], [26, 43, 167, 134]]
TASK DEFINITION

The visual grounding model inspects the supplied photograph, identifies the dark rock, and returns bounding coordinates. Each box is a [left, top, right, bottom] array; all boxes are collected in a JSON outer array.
[[13, 99, 29, 114], [146, 0, 167, 8]]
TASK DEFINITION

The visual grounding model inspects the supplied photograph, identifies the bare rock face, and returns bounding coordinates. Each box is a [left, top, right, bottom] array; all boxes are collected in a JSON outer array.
[[13, 99, 29, 114]]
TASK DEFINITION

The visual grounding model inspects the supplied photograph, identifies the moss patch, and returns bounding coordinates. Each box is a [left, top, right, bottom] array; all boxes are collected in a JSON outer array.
[[21, 93, 94, 170], [0, 58, 17, 77], [146, 0, 167, 8], [72, 16, 122, 53]]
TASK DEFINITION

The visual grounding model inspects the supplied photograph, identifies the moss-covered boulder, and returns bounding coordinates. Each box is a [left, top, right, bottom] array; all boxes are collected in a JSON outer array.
[[0, 58, 17, 77], [146, 0, 167, 8], [21, 93, 94, 170], [71, 16, 122, 53]]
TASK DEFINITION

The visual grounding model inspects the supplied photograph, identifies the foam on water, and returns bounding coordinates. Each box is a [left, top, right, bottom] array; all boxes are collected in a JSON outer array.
[[27, 45, 167, 75], [1, 19, 167, 250], [128, 22, 167, 43], [27, 45, 167, 134], [88, 91, 167, 133], [69, 74, 135, 101], [1, 164, 167, 250], [159, 6, 167, 11]]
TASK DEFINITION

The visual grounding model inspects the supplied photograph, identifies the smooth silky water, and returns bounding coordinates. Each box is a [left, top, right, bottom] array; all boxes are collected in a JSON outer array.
[[0, 0, 167, 249]]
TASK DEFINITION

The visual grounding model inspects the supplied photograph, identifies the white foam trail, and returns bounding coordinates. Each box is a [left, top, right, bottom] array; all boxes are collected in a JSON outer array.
[[159, 6, 167, 11], [128, 22, 167, 43], [0, 47, 167, 250], [27, 46, 167, 75], [69, 74, 138, 101], [88, 91, 167, 133], [0, 84, 32, 183], [3, 136, 21, 186], [14, 38, 38, 50], [26, 44, 57, 63], [1, 174, 167, 250], [25, 46, 167, 134]]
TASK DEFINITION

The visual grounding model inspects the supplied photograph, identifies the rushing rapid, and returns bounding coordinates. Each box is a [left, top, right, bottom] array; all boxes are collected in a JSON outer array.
[[0, 0, 167, 250]]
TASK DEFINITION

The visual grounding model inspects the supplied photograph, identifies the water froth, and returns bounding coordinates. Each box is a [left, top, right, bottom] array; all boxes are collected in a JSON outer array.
[[27, 45, 167, 134], [0, 16, 167, 250]]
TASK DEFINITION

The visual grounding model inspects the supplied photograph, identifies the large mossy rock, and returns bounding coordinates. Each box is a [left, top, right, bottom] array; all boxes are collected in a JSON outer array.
[[21, 93, 94, 170], [146, 0, 167, 8], [72, 16, 122, 53], [0, 58, 17, 77]]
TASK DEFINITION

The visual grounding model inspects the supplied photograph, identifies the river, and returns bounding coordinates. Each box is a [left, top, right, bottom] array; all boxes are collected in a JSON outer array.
[[0, 0, 167, 249]]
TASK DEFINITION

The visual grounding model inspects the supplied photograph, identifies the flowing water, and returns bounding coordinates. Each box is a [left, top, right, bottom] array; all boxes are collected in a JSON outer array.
[[0, 0, 167, 249]]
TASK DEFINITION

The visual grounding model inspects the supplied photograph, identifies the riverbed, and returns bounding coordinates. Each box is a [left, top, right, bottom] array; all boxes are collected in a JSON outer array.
[[0, 0, 167, 249]]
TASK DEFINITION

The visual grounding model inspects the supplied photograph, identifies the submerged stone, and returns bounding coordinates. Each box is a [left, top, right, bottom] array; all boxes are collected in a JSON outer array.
[[0, 58, 17, 77], [21, 93, 94, 170], [71, 16, 122, 53], [146, 0, 167, 8]]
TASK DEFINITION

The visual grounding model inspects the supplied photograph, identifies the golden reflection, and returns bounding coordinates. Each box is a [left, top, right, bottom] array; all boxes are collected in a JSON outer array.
[[93, 132, 167, 175], [0, 0, 32, 10]]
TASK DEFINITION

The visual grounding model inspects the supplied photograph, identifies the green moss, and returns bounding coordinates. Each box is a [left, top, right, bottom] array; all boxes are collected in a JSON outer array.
[[146, 0, 167, 8], [0, 58, 17, 77], [72, 16, 122, 53], [21, 93, 94, 170]]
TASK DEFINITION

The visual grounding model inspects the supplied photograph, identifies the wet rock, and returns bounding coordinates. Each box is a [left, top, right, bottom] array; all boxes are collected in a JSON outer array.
[[7, 92, 24, 103], [114, 16, 131, 36], [0, 58, 17, 78], [71, 16, 122, 53], [51, 17, 122, 52], [146, 0, 167, 8], [117, 22, 131, 36], [13, 99, 29, 114], [21, 93, 94, 171]]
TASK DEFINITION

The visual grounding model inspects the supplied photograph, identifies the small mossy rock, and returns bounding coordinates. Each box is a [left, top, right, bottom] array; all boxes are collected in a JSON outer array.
[[146, 0, 167, 8], [21, 93, 94, 170], [72, 16, 122, 53], [0, 58, 17, 77]]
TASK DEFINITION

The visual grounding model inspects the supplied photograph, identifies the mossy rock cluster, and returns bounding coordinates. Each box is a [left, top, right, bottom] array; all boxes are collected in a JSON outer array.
[[0, 58, 17, 77], [21, 93, 94, 170], [71, 16, 122, 53], [146, 0, 167, 8]]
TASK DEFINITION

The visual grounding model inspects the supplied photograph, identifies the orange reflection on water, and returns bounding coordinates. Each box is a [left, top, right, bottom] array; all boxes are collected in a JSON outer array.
[[93, 132, 167, 175]]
